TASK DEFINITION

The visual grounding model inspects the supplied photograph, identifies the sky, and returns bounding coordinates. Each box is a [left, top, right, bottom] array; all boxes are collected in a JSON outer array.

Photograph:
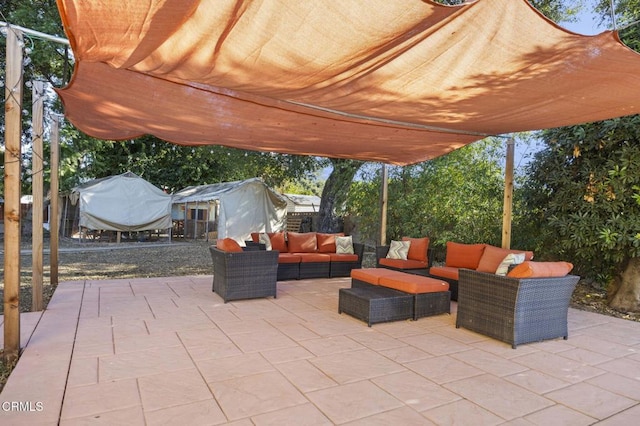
[[560, 0, 607, 35]]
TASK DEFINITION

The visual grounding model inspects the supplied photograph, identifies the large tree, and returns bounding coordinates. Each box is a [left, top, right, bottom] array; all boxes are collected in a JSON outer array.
[[518, 0, 640, 313], [344, 139, 509, 255], [522, 118, 640, 313]]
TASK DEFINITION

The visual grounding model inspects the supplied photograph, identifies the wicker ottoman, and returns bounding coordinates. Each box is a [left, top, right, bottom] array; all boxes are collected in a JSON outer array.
[[338, 287, 414, 327]]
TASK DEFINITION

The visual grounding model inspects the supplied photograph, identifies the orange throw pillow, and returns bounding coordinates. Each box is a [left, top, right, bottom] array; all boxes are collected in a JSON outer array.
[[445, 242, 486, 269], [270, 232, 288, 252], [216, 238, 243, 252], [287, 232, 317, 253], [476, 245, 534, 273], [402, 236, 429, 262], [507, 261, 574, 278], [317, 232, 344, 253]]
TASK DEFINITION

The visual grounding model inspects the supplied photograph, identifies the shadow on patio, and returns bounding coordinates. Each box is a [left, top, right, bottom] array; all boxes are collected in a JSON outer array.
[[1, 275, 640, 425]]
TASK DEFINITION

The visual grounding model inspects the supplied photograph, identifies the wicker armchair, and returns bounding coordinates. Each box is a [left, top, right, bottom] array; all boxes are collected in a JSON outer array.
[[456, 269, 580, 348], [209, 246, 278, 303]]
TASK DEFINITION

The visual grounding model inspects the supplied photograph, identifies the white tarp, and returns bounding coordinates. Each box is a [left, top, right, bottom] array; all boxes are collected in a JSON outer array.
[[70, 172, 172, 231], [172, 178, 287, 242]]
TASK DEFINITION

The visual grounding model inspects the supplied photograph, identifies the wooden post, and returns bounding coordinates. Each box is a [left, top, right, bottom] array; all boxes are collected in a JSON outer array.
[[3, 27, 24, 362], [32, 81, 45, 311], [379, 163, 388, 246], [502, 137, 515, 249], [50, 115, 60, 286]]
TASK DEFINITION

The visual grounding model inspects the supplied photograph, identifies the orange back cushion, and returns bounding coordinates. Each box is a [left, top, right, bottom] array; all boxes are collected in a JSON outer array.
[[317, 232, 344, 253], [507, 261, 573, 278], [402, 236, 429, 262], [445, 242, 486, 269], [216, 238, 243, 252], [270, 232, 288, 252], [476, 245, 534, 273], [287, 232, 317, 253]]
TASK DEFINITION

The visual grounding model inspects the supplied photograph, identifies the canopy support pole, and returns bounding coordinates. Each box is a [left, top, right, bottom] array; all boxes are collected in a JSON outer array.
[[379, 163, 388, 246], [501, 137, 515, 249], [3, 27, 24, 362], [32, 81, 45, 311], [50, 115, 60, 286]]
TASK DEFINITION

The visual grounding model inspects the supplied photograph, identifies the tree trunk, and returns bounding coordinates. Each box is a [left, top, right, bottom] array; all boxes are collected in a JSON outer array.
[[608, 257, 640, 313], [318, 159, 362, 233]]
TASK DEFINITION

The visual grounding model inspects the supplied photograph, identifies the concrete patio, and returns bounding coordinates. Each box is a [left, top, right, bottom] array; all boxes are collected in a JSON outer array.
[[1, 275, 639, 425]]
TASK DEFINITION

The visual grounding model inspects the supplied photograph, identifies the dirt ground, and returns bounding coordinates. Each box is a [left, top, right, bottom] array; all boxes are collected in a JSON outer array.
[[1, 237, 639, 321], [0, 237, 213, 315]]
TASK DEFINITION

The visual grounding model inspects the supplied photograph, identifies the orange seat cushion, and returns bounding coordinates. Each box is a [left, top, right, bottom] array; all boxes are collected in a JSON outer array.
[[216, 238, 243, 252], [507, 261, 574, 278], [379, 275, 449, 294], [351, 268, 401, 285], [402, 236, 429, 262], [298, 253, 330, 262], [428, 266, 460, 281], [445, 242, 486, 269], [476, 245, 534, 273], [278, 253, 301, 264], [270, 232, 288, 252], [329, 253, 359, 262], [317, 232, 344, 253], [288, 232, 317, 253], [379, 258, 428, 269]]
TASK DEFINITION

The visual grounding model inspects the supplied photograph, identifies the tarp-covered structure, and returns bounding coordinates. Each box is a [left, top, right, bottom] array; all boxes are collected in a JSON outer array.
[[284, 194, 321, 213], [171, 178, 287, 242], [55, 0, 640, 166], [70, 172, 172, 232]]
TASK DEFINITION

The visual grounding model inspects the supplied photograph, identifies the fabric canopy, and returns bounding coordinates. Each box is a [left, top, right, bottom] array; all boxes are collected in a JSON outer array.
[[70, 172, 172, 231], [55, 0, 640, 165]]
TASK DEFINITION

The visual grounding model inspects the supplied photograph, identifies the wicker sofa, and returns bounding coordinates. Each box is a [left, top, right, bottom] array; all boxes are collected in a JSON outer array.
[[251, 231, 364, 280], [428, 242, 534, 300], [456, 269, 580, 348], [209, 244, 278, 303]]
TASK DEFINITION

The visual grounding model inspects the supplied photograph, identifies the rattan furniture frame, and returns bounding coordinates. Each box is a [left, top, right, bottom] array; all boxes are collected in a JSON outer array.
[[329, 243, 365, 277], [209, 246, 279, 303], [456, 269, 580, 348], [339, 286, 414, 326], [277, 262, 300, 281], [351, 276, 450, 320], [375, 245, 435, 272]]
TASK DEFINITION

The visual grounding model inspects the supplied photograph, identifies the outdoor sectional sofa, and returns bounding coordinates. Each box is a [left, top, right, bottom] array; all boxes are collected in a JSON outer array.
[[427, 242, 534, 300], [456, 267, 579, 348], [251, 231, 364, 281]]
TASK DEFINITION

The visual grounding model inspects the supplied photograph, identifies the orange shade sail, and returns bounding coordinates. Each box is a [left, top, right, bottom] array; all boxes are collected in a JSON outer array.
[[55, 0, 640, 165]]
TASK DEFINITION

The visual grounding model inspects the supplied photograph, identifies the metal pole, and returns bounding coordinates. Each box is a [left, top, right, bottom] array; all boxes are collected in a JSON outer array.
[[0, 21, 69, 46], [3, 27, 24, 362]]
